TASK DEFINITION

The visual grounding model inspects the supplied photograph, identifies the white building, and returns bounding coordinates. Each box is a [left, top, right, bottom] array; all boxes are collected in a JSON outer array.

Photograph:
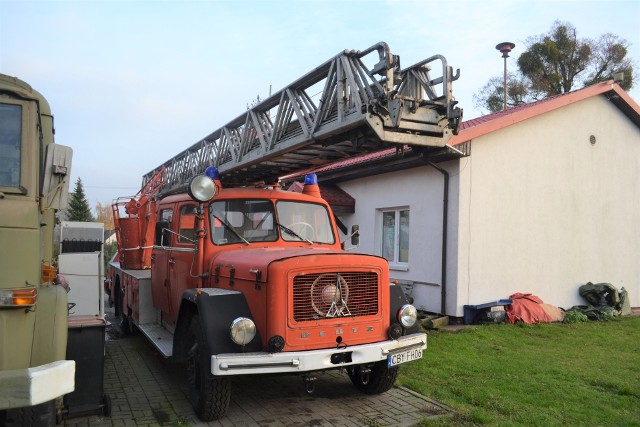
[[289, 81, 640, 317]]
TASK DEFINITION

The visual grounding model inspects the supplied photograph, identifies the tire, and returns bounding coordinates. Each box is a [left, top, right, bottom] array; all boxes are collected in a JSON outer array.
[[119, 304, 135, 336], [102, 395, 112, 417], [113, 282, 122, 317], [348, 361, 399, 395], [186, 316, 231, 421], [0, 400, 56, 427]]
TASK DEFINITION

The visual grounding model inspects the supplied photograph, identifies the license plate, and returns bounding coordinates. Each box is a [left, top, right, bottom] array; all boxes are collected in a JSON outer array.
[[387, 347, 423, 367]]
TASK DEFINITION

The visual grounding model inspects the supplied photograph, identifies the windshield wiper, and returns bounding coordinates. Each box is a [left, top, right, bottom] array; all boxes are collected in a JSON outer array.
[[276, 222, 313, 245], [212, 213, 250, 245]]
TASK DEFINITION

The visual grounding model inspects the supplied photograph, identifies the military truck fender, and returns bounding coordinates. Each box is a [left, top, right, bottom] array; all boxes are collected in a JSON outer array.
[[172, 288, 262, 362], [389, 283, 419, 335]]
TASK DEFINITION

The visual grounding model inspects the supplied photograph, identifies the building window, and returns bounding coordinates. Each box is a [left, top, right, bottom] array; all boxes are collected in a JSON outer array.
[[381, 208, 409, 270]]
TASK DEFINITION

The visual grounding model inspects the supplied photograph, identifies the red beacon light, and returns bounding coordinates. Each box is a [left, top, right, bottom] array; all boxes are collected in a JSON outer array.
[[302, 173, 321, 198]]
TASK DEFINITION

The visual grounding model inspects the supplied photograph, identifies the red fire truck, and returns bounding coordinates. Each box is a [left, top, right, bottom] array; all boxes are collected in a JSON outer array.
[[107, 42, 462, 421]]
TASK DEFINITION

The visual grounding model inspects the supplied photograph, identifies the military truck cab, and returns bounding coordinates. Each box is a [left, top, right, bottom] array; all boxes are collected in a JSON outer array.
[[0, 73, 74, 424]]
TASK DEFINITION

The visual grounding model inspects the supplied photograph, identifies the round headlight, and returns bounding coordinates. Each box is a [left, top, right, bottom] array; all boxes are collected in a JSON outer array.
[[188, 174, 217, 202], [397, 304, 418, 328], [230, 317, 256, 345]]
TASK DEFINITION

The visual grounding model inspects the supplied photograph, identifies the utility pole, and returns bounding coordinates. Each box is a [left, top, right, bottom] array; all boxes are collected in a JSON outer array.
[[495, 42, 515, 111]]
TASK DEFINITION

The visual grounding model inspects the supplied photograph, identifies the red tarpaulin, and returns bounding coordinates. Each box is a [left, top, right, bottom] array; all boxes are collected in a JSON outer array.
[[505, 293, 554, 324]]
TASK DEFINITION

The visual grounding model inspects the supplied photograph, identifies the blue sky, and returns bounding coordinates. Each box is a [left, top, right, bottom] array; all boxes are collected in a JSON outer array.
[[1, 0, 638, 209]]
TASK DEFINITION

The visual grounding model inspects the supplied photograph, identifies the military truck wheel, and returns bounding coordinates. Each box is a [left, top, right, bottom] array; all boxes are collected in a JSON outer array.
[[0, 400, 56, 426], [348, 361, 398, 395], [186, 316, 230, 421]]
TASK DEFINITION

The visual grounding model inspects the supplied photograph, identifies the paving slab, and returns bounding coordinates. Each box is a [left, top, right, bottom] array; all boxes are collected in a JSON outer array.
[[62, 318, 450, 427]]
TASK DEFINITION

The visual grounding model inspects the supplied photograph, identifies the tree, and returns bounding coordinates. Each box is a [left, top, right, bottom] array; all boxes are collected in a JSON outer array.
[[474, 21, 636, 114], [472, 73, 537, 112], [67, 177, 95, 222], [95, 202, 114, 230]]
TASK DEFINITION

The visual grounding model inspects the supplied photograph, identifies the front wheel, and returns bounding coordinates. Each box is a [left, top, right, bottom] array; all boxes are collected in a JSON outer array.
[[347, 361, 399, 395], [186, 316, 231, 421]]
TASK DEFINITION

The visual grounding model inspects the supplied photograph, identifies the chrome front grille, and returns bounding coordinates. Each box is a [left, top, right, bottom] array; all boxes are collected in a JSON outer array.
[[292, 272, 379, 322]]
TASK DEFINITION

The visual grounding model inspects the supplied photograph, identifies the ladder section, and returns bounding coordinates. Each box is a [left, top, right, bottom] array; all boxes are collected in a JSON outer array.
[[144, 42, 462, 193]]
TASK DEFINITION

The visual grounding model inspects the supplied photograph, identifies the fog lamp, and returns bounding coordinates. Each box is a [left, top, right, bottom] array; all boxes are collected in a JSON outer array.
[[268, 335, 285, 353]]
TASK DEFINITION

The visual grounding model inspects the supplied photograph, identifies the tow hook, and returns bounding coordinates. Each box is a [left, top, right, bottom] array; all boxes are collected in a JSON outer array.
[[359, 367, 371, 385], [303, 375, 317, 394]]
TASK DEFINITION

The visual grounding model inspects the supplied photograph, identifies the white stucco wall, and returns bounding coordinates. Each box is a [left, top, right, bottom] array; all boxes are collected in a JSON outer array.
[[455, 95, 640, 314], [338, 162, 461, 314]]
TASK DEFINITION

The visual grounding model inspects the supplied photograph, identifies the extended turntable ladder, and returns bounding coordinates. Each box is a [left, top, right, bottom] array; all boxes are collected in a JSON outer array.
[[143, 42, 463, 195]]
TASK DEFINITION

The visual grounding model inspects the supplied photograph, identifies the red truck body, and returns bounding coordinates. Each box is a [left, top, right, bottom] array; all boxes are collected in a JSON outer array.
[[107, 177, 424, 421]]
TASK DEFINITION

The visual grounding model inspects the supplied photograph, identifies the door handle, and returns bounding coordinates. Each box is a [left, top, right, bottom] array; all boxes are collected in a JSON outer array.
[[168, 259, 176, 264]]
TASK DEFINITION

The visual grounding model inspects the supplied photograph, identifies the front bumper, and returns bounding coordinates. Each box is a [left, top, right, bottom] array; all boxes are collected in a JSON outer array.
[[0, 360, 76, 409], [211, 332, 426, 376]]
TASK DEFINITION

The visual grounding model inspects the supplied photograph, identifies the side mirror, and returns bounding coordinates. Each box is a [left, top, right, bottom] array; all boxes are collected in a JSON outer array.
[[42, 144, 73, 209], [350, 225, 360, 246]]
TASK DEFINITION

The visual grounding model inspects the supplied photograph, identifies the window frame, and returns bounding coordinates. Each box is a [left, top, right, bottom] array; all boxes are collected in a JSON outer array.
[[176, 203, 198, 245], [0, 100, 27, 194], [379, 207, 410, 271]]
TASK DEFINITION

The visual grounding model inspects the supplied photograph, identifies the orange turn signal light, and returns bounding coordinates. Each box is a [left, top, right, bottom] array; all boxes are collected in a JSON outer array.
[[0, 288, 38, 307], [42, 263, 56, 283]]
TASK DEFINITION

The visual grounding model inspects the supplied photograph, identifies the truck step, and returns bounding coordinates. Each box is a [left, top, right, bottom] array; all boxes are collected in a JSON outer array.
[[137, 323, 173, 357]]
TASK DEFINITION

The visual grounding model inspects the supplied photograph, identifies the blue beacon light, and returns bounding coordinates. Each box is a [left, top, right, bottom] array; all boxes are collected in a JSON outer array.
[[304, 173, 318, 185], [205, 166, 220, 180]]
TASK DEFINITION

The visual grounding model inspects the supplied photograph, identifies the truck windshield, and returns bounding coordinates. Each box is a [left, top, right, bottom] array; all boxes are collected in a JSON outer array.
[[209, 199, 335, 245], [0, 103, 22, 188], [276, 201, 335, 244], [210, 199, 277, 245]]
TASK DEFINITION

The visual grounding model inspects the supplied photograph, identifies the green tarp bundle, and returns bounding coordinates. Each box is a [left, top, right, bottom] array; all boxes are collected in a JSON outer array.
[[569, 282, 631, 320]]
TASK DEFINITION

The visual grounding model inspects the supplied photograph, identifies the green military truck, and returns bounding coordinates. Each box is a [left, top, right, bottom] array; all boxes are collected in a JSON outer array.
[[0, 73, 75, 425]]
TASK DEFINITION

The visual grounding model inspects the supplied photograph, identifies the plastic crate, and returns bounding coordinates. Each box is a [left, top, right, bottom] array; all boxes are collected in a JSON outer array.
[[463, 299, 512, 324]]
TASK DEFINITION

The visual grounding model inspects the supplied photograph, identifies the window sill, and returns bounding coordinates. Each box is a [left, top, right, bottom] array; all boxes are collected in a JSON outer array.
[[389, 264, 409, 272]]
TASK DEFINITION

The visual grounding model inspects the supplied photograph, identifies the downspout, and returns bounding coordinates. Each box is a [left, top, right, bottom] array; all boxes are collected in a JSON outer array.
[[428, 162, 448, 315]]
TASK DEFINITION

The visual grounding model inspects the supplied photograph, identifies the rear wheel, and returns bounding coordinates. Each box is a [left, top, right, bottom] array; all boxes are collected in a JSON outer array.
[[120, 306, 133, 336], [113, 282, 122, 316], [348, 361, 398, 395], [186, 316, 230, 421], [0, 400, 56, 427]]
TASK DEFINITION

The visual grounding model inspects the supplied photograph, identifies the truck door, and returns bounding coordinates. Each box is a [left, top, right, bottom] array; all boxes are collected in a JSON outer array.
[[167, 203, 198, 319], [151, 207, 174, 314]]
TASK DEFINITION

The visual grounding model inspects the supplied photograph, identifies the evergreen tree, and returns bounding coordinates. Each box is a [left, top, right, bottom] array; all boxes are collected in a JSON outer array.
[[67, 177, 95, 222]]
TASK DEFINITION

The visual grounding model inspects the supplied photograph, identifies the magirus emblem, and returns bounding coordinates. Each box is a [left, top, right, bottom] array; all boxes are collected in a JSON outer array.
[[311, 273, 352, 318]]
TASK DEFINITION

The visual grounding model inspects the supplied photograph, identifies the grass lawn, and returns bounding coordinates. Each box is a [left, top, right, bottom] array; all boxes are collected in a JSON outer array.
[[397, 315, 640, 426]]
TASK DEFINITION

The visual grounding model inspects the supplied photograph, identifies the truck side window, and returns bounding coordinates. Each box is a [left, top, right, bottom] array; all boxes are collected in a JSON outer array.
[[178, 204, 197, 243], [155, 208, 173, 246], [0, 103, 22, 188]]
